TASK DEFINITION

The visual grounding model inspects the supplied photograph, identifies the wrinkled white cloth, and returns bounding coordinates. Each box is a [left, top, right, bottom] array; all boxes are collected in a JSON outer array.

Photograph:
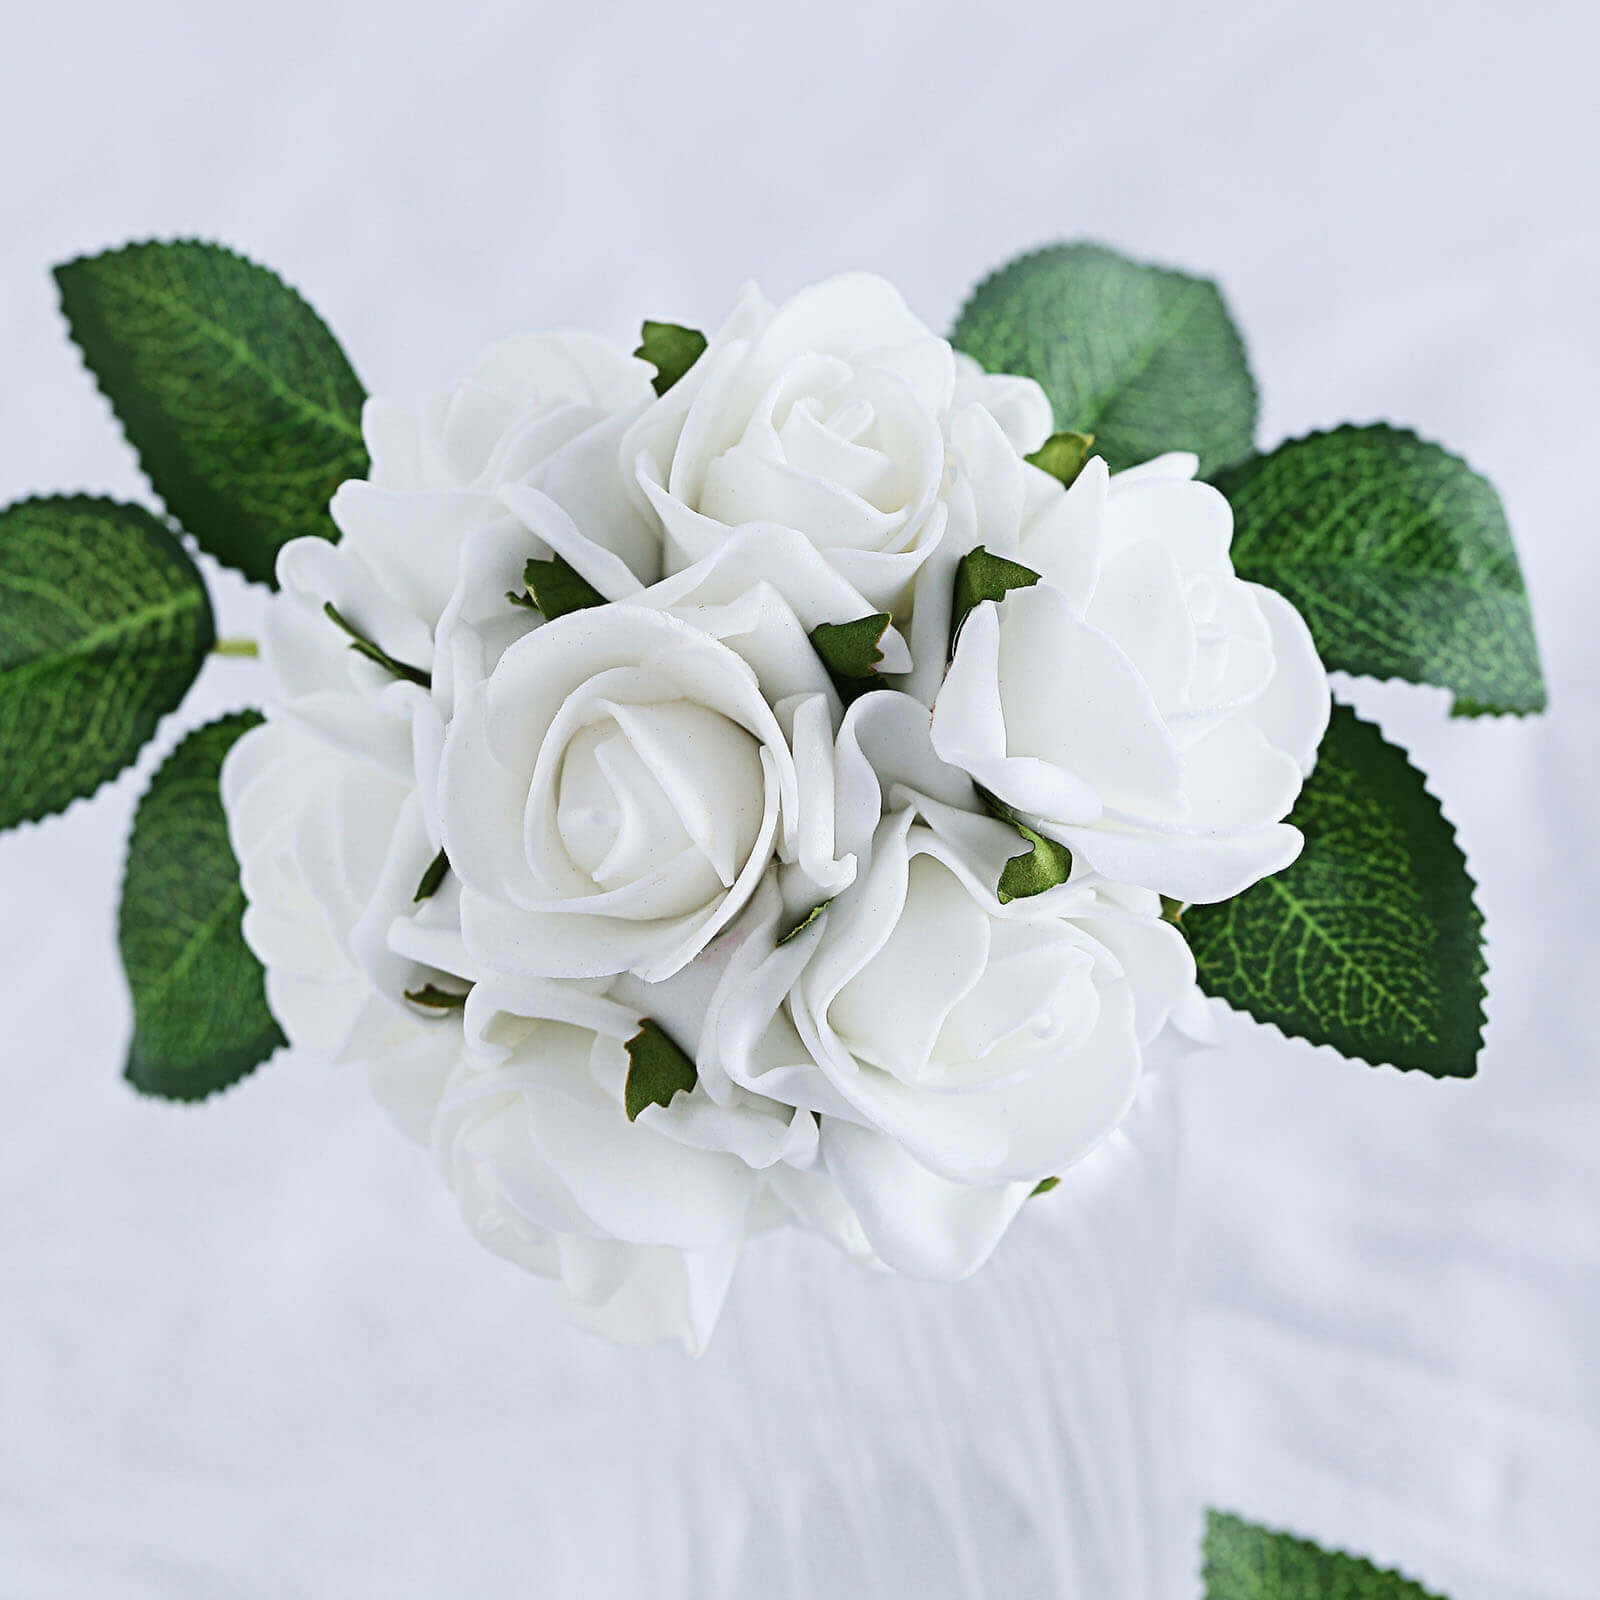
[[1, 0, 1595, 1595]]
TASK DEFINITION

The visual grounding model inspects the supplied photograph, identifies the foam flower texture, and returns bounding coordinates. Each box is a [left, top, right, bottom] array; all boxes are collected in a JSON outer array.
[[701, 692, 1195, 1279], [622, 276, 1053, 651], [930, 446, 1331, 902], [434, 956, 814, 1354], [220, 717, 469, 1140], [440, 602, 805, 984]]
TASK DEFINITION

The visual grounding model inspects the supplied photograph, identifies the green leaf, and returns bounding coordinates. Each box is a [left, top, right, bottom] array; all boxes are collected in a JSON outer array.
[[322, 601, 429, 687], [54, 240, 367, 586], [414, 847, 449, 902], [980, 792, 1073, 904], [810, 612, 893, 685], [1183, 705, 1484, 1078], [951, 545, 1041, 646], [0, 496, 214, 830], [1025, 430, 1095, 488], [119, 712, 284, 1100], [514, 552, 607, 620], [404, 983, 469, 1011], [1202, 1510, 1448, 1599], [777, 898, 834, 946], [953, 242, 1257, 477], [623, 1019, 698, 1121], [634, 321, 708, 397], [1215, 424, 1545, 717], [1030, 1176, 1060, 1197]]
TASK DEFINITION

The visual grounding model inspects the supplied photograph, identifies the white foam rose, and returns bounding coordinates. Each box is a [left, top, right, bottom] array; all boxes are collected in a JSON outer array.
[[930, 449, 1331, 903], [623, 274, 972, 619], [702, 692, 1194, 1280], [439, 602, 813, 984], [436, 962, 810, 1354], [259, 330, 659, 780], [221, 717, 471, 1141]]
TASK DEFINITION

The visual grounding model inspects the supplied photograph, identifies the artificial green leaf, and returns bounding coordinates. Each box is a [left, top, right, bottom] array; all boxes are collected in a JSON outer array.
[[414, 848, 449, 902], [1025, 430, 1095, 488], [951, 545, 1041, 646], [54, 240, 366, 586], [1215, 424, 1545, 717], [777, 898, 834, 946], [997, 816, 1073, 903], [1183, 705, 1484, 1078], [0, 496, 214, 830], [514, 553, 606, 620], [811, 612, 893, 685], [953, 242, 1257, 476], [1030, 1176, 1060, 1197], [635, 321, 708, 396], [1202, 1510, 1447, 1599], [119, 712, 284, 1099], [404, 983, 469, 1010], [323, 602, 429, 687], [624, 1019, 698, 1121]]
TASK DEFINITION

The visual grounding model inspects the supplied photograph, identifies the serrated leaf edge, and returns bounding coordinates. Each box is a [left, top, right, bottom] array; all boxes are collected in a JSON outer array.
[[52, 237, 365, 591], [1218, 419, 1548, 717], [116, 708, 285, 1104], [0, 493, 216, 830], [1203, 696, 1488, 1078], [951, 238, 1260, 475], [1202, 1509, 1449, 1600]]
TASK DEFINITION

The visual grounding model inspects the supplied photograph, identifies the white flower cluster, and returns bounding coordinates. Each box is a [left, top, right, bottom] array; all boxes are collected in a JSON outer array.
[[224, 276, 1329, 1352]]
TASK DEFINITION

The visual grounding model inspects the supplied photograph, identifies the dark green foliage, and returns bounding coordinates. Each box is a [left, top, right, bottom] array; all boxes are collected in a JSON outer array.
[[1216, 425, 1545, 716], [119, 713, 284, 1099], [0, 496, 213, 829], [810, 612, 893, 687], [952, 242, 1257, 476], [1202, 1511, 1447, 1599], [323, 602, 429, 686], [951, 545, 1041, 647], [512, 553, 607, 620], [624, 1019, 699, 1121], [1184, 706, 1485, 1078], [634, 321, 708, 396], [54, 240, 366, 586], [1025, 430, 1095, 487]]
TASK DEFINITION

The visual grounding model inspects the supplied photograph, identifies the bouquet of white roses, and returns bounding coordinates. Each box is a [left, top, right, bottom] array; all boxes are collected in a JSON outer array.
[[4, 241, 1541, 1358]]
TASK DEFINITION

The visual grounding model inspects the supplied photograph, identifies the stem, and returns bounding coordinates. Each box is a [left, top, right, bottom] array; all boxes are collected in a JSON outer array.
[[212, 637, 259, 658]]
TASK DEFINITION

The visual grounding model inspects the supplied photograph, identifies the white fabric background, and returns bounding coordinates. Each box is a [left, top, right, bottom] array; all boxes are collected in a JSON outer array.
[[2, 2, 1596, 1594]]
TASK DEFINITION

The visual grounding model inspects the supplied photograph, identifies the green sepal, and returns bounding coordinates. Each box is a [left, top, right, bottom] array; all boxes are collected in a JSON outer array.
[[1025, 430, 1095, 488], [0, 496, 214, 830], [1202, 1510, 1448, 1599], [777, 899, 834, 946], [1215, 424, 1545, 717], [623, 1019, 699, 1121], [515, 553, 606, 620], [1160, 896, 1185, 926], [634, 321, 708, 397], [953, 242, 1257, 477], [979, 788, 1073, 902], [1183, 704, 1485, 1079], [54, 240, 367, 587], [323, 602, 429, 687], [951, 545, 1041, 648], [413, 848, 449, 902], [404, 983, 469, 1011], [119, 712, 285, 1100], [1030, 1176, 1060, 1197], [810, 612, 893, 690]]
